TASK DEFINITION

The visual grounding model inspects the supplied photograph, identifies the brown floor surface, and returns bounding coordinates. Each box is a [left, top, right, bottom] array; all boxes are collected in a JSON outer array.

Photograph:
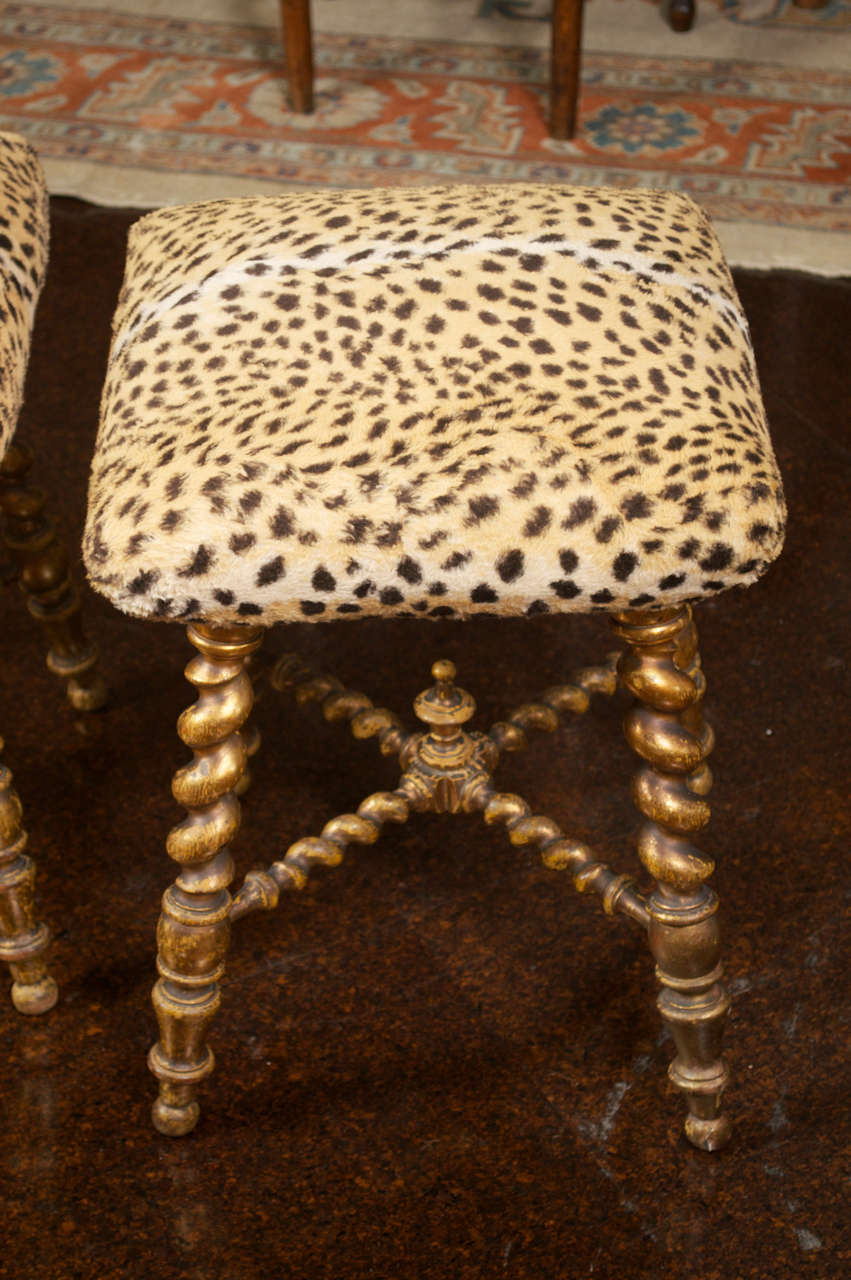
[[0, 198, 849, 1280]]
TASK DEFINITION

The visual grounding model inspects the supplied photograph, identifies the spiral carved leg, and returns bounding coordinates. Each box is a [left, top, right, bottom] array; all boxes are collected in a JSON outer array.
[[148, 622, 263, 1136], [612, 605, 731, 1152], [0, 443, 106, 711], [0, 741, 57, 1014], [234, 657, 262, 799], [271, 653, 408, 758]]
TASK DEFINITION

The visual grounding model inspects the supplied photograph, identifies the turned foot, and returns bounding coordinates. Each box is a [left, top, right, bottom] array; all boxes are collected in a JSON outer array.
[[150, 1075, 203, 1136]]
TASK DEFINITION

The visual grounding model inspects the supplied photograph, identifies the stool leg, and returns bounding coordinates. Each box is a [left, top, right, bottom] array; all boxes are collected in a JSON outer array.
[[612, 604, 731, 1151], [0, 741, 57, 1014], [148, 622, 263, 1137], [0, 443, 106, 711]]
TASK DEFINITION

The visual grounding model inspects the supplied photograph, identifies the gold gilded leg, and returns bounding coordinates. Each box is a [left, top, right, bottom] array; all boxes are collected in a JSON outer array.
[[148, 622, 263, 1136], [0, 443, 106, 711], [234, 656, 261, 799], [612, 605, 731, 1151], [0, 741, 57, 1014]]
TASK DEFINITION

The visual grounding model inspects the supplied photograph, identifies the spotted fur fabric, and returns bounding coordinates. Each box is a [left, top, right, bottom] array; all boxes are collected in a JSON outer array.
[[0, 132, 49, 456], [84, 184, 785, 625]]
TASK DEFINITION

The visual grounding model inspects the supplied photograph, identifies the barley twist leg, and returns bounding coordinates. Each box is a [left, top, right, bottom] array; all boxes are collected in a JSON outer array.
[[0, 740, 57, 1014], [612, 605, 731, 1151], [148, 622, 263, 1136], [0, 443, 106, 711]]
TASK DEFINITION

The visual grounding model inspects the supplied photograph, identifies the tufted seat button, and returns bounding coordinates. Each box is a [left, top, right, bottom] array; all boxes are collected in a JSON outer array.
[[83, 183, 785, 626]]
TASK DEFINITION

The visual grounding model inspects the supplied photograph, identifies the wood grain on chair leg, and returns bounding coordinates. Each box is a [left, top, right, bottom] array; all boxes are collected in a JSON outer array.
[[550, 0, 585, 140], [0, 741, 57, 1015], [149, 622, 263, 1137], [280, 0, 314, 113], [612, 605, 732, 1151], [0, 443, 106, 712]]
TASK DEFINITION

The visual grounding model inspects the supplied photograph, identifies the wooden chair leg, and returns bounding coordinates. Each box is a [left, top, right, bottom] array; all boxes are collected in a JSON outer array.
[[0, 443, 106, 712], [280, 0, 314, 114], [612, 605, 731, 1152], [149, 622, 263, 1136], [663, 0, 696, 33], [550, 0, 585, 140], [0, 741, 57, 1015]]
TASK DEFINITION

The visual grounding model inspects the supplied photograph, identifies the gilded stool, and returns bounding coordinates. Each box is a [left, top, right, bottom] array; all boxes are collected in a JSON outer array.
[[0, 132, 105, 1014], [83, 184, 785, 1146]]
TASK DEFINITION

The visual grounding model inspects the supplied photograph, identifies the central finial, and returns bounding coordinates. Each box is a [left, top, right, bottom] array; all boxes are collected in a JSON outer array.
[[414, 659, 476, 730]]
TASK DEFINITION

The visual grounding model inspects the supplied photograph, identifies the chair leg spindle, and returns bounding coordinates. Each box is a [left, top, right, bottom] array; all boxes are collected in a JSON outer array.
[[612, 605, 732, 1151], [0, 443, 106, 711], [148, 622, 263, 1136]]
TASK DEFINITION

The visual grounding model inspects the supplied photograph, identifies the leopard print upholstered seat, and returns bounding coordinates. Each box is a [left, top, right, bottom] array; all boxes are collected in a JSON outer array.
[[84, 184, 785, 624], [0, 132, 49, 455]]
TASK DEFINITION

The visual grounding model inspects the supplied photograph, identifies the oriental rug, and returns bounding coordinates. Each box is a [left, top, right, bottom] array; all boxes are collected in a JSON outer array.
[[0, 0, 849, 272]]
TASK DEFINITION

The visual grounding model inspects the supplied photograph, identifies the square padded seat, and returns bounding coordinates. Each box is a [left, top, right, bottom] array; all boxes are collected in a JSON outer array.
[[84, 184, 785, 624]]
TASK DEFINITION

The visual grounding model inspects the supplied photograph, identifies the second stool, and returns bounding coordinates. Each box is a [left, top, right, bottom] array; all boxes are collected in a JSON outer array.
[[0, 132, 105, 1015]]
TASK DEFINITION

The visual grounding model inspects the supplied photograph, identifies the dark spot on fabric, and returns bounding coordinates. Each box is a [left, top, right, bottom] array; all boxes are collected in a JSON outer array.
[[128, 569, 158, 596], [269, 505, 295, 537], [576, 302, 602, 323], [563, 496, 596, 529], [659, 572, 686, 590], [178, 544, 214, 578], [256, 556, 285, 586], [552, 579, 581, 599], [595, 516, 621, 543], [496, 549, 524, 582], [620, 493, 652, 521], [397, 556, 422, 584], [466, 495, 499, 524], [613, 551, 637, 581], [523, 505, 552, 537], [699, 542, 733, 572]]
